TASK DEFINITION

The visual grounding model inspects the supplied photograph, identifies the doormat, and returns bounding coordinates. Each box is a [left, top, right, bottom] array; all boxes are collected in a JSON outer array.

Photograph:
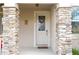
[[37, 47, 48, 49]]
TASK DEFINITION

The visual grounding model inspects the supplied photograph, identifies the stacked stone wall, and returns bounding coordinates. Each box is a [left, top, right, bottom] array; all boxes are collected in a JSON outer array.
[[2, 7, 19, 54], [56, 7, 72, 55]]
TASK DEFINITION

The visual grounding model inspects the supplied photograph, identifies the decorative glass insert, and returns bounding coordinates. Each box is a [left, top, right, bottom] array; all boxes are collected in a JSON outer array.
[[38, 16, 45, 31], [72, 7, 79, 33]]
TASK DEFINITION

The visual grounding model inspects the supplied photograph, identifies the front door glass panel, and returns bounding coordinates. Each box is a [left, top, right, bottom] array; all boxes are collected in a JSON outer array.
[[38, 16, 45, 31]]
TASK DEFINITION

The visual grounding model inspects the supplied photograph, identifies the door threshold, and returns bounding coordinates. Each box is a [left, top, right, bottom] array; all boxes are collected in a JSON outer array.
[[37, 47, 48, 49]]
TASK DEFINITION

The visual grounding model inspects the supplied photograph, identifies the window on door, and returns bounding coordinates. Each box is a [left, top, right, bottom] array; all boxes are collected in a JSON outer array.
[[38, 16, 45, 31]]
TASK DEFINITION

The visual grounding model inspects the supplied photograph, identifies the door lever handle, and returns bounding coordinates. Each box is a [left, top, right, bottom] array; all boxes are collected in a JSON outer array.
[[46, 30, 48, 32], [46, 30, 48, 35]]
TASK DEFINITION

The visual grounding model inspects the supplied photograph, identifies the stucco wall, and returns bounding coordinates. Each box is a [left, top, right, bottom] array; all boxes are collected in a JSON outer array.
[[19, 8, 51, 48], [0, 7, 3, 35], [19, 10, 34, 48], [0, 16, 3, 35], [72, 34, 79, 49], [50, 5, 57, 54]]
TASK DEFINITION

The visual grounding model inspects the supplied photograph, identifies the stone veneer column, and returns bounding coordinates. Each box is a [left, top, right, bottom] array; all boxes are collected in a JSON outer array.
[[2, 6, 19, 55], [56, 7, 72, 55]]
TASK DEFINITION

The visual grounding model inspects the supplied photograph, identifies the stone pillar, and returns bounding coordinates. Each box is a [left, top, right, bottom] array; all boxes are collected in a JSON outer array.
[[56, 7, 72, 55], [2, 5, 19, 55]]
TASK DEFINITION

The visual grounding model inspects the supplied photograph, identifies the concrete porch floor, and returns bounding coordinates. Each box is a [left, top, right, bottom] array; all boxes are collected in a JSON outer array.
[[19, 47, 54, 55]]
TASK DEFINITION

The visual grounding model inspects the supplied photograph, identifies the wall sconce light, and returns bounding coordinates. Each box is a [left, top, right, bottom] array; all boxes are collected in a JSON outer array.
[[35, 4, 39, 7]]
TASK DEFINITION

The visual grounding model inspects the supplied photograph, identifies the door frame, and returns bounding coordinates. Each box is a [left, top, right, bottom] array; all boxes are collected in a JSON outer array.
[[34, 11, 50, 47]]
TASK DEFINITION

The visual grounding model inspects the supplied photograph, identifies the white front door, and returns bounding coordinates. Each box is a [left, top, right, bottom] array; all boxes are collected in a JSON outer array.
[[35, 11, 50, 47]]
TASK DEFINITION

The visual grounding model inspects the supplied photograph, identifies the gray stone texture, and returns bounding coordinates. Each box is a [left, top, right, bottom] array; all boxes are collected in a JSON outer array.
[[2, 7, 19, 55], [56, 7, 72, 55]]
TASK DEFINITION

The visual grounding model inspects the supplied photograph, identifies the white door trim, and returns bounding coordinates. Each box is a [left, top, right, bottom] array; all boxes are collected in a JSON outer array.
[[34, 11, 50, 47]]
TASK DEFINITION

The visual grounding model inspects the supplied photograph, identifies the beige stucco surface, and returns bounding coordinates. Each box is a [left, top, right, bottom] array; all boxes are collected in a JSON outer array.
[[50, 5, 57, 54], [72, 34, 79, 49], [18, 5, 52, 48], [0, 7, 3, 35]]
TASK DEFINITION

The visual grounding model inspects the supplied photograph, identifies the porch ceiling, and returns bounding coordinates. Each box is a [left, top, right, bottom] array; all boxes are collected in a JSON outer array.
[[18, 3, 56, 10]]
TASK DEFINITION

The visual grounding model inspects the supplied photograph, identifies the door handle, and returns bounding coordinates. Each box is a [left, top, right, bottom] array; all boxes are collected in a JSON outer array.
[[46, 30, 48, 35]]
